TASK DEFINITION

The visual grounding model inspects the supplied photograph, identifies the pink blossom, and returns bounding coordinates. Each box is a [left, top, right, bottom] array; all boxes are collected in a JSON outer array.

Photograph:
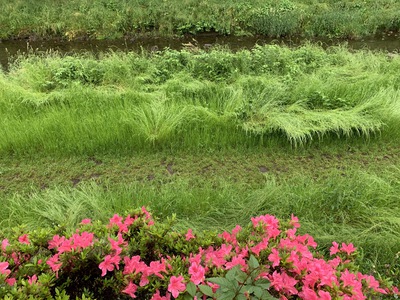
[[80, 218, 91, 225], [99, 255, 120, 276], [47, 254, 62, 277], [189, 262, 205, 284], [151, 290, 171, 300], [225, 254, 247, 271], [18, 234, 30, 245], [168, 275, 186, 298], [185, 229, 195, 241], [251, 237, 269, 256], [1, 239, 9, 251], [123, 255, 146, 275], [48, 235, 66, 250], [108, 233, 127, 255], [71, 232, 94, 250], [290, 215, 300, 228], [318, 290, 332, 300], [330, 242, 339, 256], [5, 278, 16, 286], [269, 271, 298, 295], [268, 248, 280, 267], [122, 281, 138, 298], [149, 259, 167, 279], [341, 243, 356, 255], [28, 274, 38, 285], [0, 261, 10, 276]]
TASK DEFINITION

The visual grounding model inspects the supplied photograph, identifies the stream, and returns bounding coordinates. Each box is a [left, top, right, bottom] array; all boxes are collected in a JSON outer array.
[[1, 33, 400, 70]]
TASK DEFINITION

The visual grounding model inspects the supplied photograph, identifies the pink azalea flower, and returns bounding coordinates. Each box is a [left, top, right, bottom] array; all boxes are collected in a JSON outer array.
[[149, 259, 167, 279], [185, 229, 195, 241], [71, 232, 94, 250], [225, 254, 247, 271], [18, 234, 30, 245], [122, 281, 138, 298], [80, 218, 91, 225], [341, 243, 356, 255], [48, 235, 66, 250], [123, 255, 146, 275], [340, 269, 357, 288], [1, 239, 9, 251], [330, 242, 339, 256], [151, 290, 171, 300], [269, 271, 298, 295], [268, 248, 280, 267], [168, 275, 186, 298], [0, 261, 11, 276], [189, 262, 205, 285], [290, 214, 301, 228], [47, 254, 62, 277], [109, 214, 124, 229], [99, 255, 120, 276], [28, 274, 38, 285], [318, 290, 332, 300], [5, 278, 16, 286], [251, 237, 269, 256]]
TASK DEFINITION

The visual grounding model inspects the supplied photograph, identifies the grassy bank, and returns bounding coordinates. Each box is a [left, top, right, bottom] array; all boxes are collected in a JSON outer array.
[[1, 0, 400, 40], [1, 44, 400, 155], [1, 44, 399, 284]]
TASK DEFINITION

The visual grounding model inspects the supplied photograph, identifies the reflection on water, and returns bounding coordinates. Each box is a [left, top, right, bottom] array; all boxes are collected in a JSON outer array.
[[1, 33, 399, 70]]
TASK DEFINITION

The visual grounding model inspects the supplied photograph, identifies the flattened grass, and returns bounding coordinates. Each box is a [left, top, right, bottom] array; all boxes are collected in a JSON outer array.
[[1, 44, 400, 155]]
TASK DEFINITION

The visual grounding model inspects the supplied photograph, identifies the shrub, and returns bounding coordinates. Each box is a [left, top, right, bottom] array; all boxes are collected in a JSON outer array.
[[0, 207, 398, 299]]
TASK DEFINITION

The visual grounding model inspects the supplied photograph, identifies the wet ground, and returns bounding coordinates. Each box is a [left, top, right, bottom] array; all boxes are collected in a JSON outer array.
[[1, 33, 400, 70]]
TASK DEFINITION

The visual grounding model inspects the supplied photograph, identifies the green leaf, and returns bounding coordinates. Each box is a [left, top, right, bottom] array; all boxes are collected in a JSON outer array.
[[226, 267, 238, 281], [198, 285, 214, 297], [236, 294, 247, 300], [248, 286, 263, 298], [208, 277, 233, 288], [215, 291, 236, 300], [255, 279, 271, 290], [248, 255, 260, 270], [234, 269, 248, 284], [186, 281, 197, 296], [183, 294, 193, 300]]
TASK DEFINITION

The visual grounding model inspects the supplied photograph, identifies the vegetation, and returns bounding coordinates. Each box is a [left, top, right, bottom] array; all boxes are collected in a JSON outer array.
[[0, 208, 398, 299], [1, 0, 400, 40], [1, 43, 399, 296], [1, 44, 400, 155]]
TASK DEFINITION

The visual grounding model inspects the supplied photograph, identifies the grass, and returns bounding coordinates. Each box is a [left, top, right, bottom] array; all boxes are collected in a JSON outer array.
[[1, 44, 400, 285], [1, 0, 400, 39], [1, 44, 400, 155]]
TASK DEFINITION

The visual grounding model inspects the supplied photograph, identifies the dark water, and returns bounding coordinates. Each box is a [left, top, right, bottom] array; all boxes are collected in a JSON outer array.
[[1, 33, 400, 70]]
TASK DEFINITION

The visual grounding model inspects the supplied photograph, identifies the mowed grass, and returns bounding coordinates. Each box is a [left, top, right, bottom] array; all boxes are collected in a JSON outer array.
[[1, 0, 400, 39], [0, 44, 399, 284]]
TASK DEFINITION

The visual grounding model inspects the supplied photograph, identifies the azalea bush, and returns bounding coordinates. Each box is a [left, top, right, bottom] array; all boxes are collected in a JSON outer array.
[[0, 207, 398, 299]]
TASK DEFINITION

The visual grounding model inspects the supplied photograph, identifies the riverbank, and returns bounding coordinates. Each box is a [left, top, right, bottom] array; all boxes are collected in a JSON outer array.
[[1, 0, 400, 40]]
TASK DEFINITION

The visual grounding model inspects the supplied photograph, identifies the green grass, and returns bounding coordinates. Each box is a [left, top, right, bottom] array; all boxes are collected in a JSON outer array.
[[1, 44, 400, 155], [1, 0, 400, 39]]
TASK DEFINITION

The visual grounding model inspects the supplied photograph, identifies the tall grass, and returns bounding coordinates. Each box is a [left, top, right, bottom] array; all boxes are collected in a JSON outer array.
[[1, 44, 400, 156], [1, 0, 400, 38], [1, 168, 399, 282]]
